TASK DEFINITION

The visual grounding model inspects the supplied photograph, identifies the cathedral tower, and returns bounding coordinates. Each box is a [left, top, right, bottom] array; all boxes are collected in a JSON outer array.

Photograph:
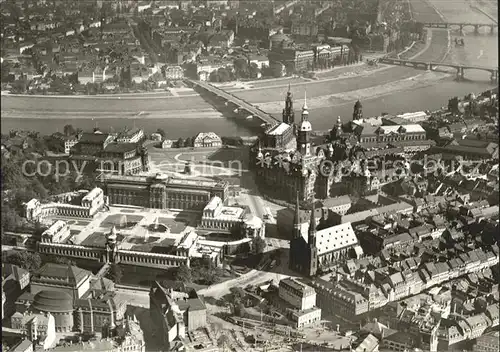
[[297, 91, 312, 157], [353, 100, 363, 120], [282, 83, 295, 125], [307, 199, 318, 277]]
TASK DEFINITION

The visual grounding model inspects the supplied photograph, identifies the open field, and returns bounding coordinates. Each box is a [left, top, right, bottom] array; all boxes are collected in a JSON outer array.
[[1, 94, 212, 112], [149, 147, 249, 177], [229, 67, 421, 104]]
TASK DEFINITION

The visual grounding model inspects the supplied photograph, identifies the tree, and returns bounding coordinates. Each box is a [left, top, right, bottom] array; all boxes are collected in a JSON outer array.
[[11, 79, 28, 94], [1, 205, 21, 232], [209, 70, 219, 82], [64, 124, 76, 136], [252, 236, 266, 254], [3, 251, 42, 271], [176, 137, 184, 148], [217, 68, 231, 82], [217, 334, 230, 352], [156, 128, 167, 139], [106, 263, 123, 284], [175, 264, 192, 283], [234, 302, 246, 317], [248, 62, 260, 79], [184, 137, 193, 147]]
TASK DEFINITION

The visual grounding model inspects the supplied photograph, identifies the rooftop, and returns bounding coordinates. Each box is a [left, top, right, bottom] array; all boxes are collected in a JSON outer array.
[[34, 263, 91, 285], [280, 278, 315, 297], [314, 222, 360, 256]]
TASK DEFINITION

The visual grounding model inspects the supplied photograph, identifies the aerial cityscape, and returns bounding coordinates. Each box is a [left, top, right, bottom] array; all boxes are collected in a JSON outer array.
[[0, 0, 498, 352]]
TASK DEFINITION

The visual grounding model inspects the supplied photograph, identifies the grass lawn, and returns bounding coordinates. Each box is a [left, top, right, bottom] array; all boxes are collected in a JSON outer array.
[[81, 231, 125, 248], [130, 237, 176, 253], [207, 147, 250, 169], [157, 217, 188, 233], [100, 214, 144, 228]]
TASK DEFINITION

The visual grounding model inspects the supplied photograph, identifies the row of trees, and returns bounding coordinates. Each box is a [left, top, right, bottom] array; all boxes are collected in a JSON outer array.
[[174, 260, 226, 285]]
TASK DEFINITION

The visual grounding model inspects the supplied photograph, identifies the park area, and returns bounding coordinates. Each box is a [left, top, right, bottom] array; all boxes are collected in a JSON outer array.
[[148, 146, 250, 178]]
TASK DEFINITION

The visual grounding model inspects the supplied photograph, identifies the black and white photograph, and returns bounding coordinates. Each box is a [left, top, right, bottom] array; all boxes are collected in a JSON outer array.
[[0, 1, 498, 351]]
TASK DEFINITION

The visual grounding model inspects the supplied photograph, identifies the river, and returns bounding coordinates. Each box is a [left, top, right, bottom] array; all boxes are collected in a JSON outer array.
[[1, 0, 497, 137]]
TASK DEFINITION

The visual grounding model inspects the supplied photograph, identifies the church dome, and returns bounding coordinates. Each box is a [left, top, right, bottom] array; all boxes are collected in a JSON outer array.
[[32, 290, 73, 313]]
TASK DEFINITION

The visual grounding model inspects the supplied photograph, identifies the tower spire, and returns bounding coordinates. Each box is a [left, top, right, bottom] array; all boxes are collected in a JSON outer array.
[[303, 90, 308, 111], [308, 197, 316, 238]]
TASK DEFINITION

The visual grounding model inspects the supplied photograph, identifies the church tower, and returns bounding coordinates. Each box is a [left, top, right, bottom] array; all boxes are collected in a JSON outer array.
[[331, 115, 343, 140], [307, 199, 318, 277], [297, 92, 312, 157], [293, 191, 301, 239], [289, 191, 303, 273], [353, 100, 363, 120], [282, 84, 295, 125]]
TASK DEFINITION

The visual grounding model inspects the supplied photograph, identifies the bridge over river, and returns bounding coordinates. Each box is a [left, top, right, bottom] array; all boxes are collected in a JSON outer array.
[[378, 57, 498, 82], [423, 22, 497, 34], [186, 79, 280, 128]]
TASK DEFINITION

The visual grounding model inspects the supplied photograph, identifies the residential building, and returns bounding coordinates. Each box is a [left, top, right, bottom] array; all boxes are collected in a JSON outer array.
[[193, 132, 222, 148], [279, 278, 316, 311], [268, 47, 315, 73], [116, 128, 144, 144], [164, 66, 184, 80], [2, 264, 30, 320], [433, 139, 499, 160], [473, 331, 499, 352], [291, 21, 319, 37], [70, 131, 149, 175], [162, 139, 174, 148], [278, 278, 322, 328], [11, 312, 56, 349], [150, 281, 207, 351]]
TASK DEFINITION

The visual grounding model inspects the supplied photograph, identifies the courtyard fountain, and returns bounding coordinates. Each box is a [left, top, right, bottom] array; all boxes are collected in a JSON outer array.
[[147, 217, 169, 233]]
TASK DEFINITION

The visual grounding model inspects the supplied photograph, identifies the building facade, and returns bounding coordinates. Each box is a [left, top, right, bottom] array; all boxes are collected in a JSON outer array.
[[289, 197, 363, 276], [251, 93, 322, 202], [101, 173, 228, 210], [193, 132, 222, 148], [150, 281, 207, 351]]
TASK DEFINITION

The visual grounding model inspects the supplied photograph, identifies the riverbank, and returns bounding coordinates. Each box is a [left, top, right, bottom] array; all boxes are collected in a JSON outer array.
[[1, 109, 224, 119], [255, 70, 450, 113]]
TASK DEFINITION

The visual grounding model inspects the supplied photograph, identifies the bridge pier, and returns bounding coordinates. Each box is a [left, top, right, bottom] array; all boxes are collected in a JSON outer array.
[[426, 63, 431, 71], [459, 24, 463, 33], [456, 67, 464, 81], [491, 70, 498, 83], [489, 26, 495, 35], [474, 25, 480, 35]]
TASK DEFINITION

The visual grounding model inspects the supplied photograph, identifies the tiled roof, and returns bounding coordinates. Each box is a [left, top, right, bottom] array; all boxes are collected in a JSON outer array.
[[315, 222, 359, 256], [79, 132, 111, 144], [34, 263, 90, 284]]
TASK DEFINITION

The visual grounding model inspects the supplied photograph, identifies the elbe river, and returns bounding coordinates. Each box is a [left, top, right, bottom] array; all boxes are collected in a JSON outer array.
[[1, 3, 497, 137]]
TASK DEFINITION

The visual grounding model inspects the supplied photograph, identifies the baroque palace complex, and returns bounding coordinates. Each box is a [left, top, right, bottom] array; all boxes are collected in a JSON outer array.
[[250, 87, 436, 202]]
